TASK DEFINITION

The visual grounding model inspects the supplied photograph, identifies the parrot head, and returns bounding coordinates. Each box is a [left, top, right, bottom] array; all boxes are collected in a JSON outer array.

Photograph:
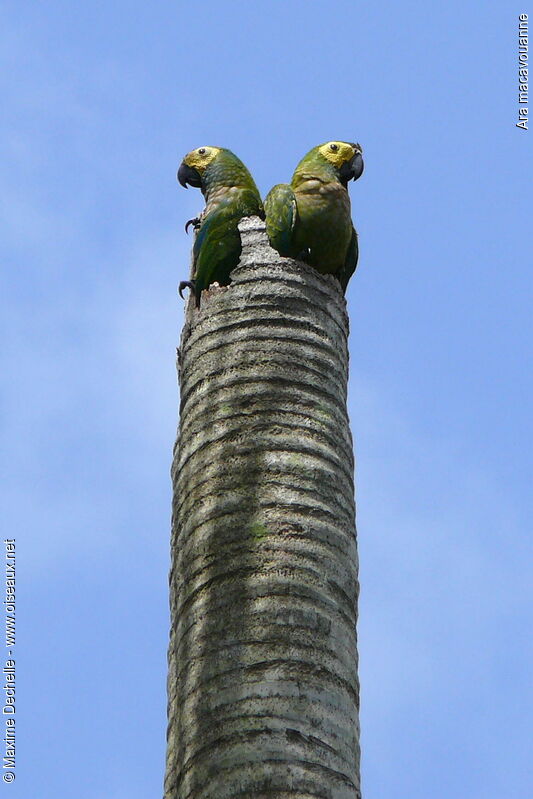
[[177, 146, 222, 189], [297, 141, 364, 187]]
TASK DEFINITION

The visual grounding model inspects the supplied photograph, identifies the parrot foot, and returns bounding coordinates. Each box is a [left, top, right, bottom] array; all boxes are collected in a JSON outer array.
[[185, 217, 201, 234], [178, 280, 196, 300]]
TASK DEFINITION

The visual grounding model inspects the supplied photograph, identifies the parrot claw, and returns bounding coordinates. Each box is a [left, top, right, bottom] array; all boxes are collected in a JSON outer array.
[[178, 280, 196, 299], [185, 217, 201, 233]]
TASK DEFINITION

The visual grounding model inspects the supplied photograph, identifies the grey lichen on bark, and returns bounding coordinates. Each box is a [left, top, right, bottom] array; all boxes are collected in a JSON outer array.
[[165, 217, 360, 799]]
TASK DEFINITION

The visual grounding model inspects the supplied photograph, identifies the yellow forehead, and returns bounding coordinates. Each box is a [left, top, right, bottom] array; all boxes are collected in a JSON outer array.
[[319, 141, 359, 165], [183, 146, 221, 171]]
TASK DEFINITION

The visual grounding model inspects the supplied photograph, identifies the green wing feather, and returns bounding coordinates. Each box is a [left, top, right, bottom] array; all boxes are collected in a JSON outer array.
[[193, 203, 242, 306], [336, 225, 359, 294], [235, 187, 265, 220], [264, 184, 297, 256]]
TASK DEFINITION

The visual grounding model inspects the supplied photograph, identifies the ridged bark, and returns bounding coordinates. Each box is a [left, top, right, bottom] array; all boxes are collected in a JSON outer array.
[[164, 217, 360, 799]]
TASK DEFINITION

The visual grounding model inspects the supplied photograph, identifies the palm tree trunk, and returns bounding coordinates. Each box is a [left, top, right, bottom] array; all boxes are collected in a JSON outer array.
[[164, 217, 361, 799]]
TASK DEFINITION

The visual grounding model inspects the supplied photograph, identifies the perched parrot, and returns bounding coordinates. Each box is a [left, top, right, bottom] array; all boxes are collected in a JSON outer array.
[[177, 146, 264, 307], [264, 141, 364, 293]]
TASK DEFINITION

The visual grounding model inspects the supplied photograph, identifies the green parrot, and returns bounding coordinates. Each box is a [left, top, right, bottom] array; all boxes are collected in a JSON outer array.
[[264, 141, 364, 293], [177, 146, 264, 307]]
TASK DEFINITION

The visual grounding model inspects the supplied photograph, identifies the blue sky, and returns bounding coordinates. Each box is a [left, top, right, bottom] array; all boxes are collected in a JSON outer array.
[[2, 1, 531, 797]]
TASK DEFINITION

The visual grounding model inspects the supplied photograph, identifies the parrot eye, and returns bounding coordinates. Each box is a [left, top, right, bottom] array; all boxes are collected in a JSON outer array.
[[330, 143, 338, 151], [198, 148, 206, 155]]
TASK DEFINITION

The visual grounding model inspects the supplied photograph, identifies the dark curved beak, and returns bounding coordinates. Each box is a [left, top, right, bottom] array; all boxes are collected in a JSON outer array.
[[177, 162, 202, 189], [340, 145, 364, 186], [350, 151, 364, 181]]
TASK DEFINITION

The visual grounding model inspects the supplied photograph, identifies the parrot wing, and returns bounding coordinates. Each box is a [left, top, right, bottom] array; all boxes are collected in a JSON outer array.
[[236, 187, 265, 220], [192, 203, 242, 306], [264, 183, 297, 256], [336, 225, 359, 294]]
